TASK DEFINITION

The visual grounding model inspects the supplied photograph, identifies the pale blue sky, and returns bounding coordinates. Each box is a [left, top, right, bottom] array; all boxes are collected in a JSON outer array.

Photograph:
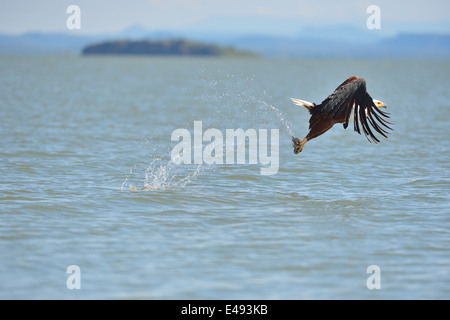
[[0, 0, 449, 35]]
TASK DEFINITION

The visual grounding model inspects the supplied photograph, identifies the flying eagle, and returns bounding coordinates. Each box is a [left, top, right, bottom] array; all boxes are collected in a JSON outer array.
[[291, 75, 392, 154]]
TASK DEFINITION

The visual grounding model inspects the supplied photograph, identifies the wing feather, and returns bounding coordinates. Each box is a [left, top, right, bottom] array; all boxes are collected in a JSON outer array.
[[353, 104, 360, 134], [367, 111, 390, 137], [359, 104, 379, 143]]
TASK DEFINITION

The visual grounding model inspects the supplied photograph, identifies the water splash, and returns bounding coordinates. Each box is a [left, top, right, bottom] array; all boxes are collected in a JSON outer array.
[[258, 100, 295, 138], [122, 69, 296, 191], [143, 159, 203, 190], [122, 157, 204, 191], [200, 77, 296, 138]]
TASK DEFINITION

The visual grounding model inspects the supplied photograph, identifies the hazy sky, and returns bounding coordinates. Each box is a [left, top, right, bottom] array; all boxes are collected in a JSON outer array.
[[0, 0, 449, 34]]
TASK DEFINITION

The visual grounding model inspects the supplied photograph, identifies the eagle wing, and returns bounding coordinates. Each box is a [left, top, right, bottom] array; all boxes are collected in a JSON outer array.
[[310, 77, 392, 143]]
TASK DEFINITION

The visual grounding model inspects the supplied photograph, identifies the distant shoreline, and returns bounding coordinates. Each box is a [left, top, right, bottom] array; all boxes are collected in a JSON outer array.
[[1, 31, 449, 58]]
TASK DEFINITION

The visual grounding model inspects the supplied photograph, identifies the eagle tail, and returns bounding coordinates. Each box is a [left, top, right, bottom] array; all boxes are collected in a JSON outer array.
[[291, 98, 315, 114]]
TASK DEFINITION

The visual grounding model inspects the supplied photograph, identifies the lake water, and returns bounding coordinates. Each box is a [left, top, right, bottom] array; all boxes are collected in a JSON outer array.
[[0, 56, 449, 299]]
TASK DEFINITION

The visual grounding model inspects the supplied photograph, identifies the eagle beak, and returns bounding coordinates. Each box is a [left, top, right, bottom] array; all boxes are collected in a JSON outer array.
[[379, 102, 387, 108]]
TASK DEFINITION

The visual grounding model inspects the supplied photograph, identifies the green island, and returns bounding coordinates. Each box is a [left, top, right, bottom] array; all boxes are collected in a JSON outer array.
[[82, 39, 255, 57]]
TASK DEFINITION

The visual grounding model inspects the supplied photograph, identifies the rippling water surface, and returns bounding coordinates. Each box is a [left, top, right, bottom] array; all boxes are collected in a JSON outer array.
[[0, 56, 449, 299]]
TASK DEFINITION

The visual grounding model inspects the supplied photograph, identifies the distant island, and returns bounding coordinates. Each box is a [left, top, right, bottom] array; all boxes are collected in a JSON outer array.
[[82, 39, 255, 57]]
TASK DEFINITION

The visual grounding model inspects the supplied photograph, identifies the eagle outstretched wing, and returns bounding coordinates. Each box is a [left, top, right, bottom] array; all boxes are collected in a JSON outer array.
[[310, 76, 392, 143]]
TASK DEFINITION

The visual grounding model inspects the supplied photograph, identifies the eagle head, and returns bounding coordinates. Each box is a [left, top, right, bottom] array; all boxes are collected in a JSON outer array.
[[373, 99, 387, 108]]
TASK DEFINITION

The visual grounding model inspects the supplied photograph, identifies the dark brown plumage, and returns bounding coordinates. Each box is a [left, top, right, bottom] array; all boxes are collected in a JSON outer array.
[[291, 76, 393, 154]]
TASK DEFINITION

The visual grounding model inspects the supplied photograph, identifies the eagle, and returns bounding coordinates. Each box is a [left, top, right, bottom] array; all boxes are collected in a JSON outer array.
[[291, 75, 392, 154]]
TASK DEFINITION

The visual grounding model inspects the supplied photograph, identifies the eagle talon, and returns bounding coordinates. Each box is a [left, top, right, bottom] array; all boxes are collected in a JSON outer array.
[[292, 137, 303, 154]]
